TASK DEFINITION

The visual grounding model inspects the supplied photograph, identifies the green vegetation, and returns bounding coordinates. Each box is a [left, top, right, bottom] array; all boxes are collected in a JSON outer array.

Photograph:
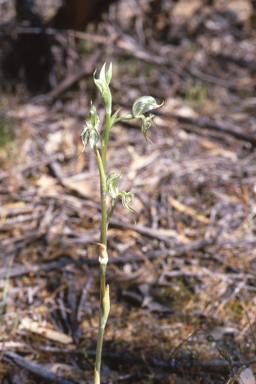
[[0, 98, 16, 148], [79, 62, 163, 384], [185, 77, 209, 107]]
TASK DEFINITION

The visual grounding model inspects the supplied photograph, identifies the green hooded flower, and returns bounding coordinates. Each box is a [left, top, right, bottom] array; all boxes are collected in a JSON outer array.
[[132, 96, 163, 118], [106, 172, 136, 221], [106, 172, 123, 199], [80, 103, 100, 151], [132, 96, 163, 143], [119, 190, 136, 220]]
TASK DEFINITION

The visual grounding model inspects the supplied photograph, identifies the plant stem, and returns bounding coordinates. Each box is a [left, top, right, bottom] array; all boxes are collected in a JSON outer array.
[[94, 262, 108, 384], [102, 112, 111, 171], [94, 150, 110, 384], [114, 113, 133, 123], [96, 149, 107, 246]]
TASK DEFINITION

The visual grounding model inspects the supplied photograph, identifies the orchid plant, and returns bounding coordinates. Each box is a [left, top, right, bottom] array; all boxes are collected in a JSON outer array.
[[80, 62, 163, 384]]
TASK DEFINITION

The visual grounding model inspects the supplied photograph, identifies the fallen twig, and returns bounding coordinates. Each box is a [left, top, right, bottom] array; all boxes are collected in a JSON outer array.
[[173, 114, 256, 147], [3, 351, 77, 384], [0, 153, 61, 181], [33, 49, 102, 102]]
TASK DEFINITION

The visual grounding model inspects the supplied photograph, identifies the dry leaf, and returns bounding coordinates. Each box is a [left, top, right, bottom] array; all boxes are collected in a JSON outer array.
[[172, 0, 202, 18], [199, 139, 237, 161], [36, 174, 59, 196], [168, 196, 210, 224], [19, 318, 73, 344], [7, 104, 47, 119], [161, 98, 198, 119], [0, 201, 27, 217], [62, 177, 93, 197]]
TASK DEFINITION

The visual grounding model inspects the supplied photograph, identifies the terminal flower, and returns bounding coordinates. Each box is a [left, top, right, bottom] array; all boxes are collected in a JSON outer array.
[[93, 63, 112, 114]]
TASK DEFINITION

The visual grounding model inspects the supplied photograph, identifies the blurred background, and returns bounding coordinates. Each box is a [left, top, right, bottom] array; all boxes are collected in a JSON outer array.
[[1, 1, 256, 383]]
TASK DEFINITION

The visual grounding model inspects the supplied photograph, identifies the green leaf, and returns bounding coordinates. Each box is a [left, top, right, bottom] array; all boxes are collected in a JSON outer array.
[[225, 370, 244, 384], [110, 108, 122, 127], [217, 347, 233, 368]]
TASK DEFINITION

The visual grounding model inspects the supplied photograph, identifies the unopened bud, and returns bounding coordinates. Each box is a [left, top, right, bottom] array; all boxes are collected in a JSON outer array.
[[93, 63, 112, 114], [105, 62, 112, 85]]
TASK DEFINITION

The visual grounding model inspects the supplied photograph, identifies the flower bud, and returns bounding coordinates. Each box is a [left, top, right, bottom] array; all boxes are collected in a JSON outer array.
[[93, 63, 112, 114], [105, 62, 112, 85]]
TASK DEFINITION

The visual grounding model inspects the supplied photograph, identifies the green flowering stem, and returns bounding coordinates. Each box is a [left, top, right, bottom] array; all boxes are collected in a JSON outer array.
[[80, 63, 163, 384], [94, 244, 110, 384], [102, 114, 133, 170], [114, 113, 133, 124], [96, 149, 107, 246], [101, 112, 111, 171]]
